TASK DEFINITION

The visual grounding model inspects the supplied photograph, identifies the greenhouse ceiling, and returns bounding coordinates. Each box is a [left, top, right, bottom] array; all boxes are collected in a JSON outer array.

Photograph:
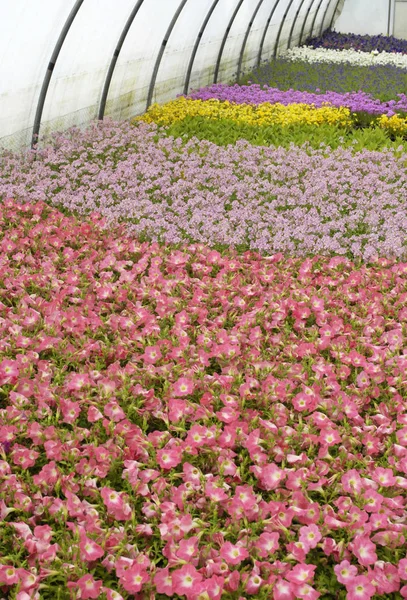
[[0, 0, 344, 150]]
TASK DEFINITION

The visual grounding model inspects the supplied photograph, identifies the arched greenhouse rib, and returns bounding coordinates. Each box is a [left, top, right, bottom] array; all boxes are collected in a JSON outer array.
[[1, 0, 345, 150]]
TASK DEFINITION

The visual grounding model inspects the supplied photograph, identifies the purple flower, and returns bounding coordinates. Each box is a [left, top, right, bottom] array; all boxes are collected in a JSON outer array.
[[187, 83, 407, 116], [1, 441, 11, 454]]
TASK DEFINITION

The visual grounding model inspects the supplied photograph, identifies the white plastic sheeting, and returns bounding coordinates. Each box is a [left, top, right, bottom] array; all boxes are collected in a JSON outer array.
[[333, 0, 393, 36], [394, 1, 407, 40], [0, 0, 341, 150]]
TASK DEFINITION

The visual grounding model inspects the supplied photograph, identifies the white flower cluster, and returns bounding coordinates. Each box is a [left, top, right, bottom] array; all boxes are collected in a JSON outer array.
[[281, 46, 407, 69]]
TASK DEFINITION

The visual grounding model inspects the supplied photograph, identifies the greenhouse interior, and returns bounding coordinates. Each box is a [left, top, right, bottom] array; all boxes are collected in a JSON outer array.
[[1, 0, 407, 598]]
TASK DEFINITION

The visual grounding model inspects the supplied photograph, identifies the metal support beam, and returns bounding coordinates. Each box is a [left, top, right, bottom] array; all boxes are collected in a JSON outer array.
[[146, 0, 189, 109], [257, 0, 282, 67], [330, 0, 342, 29], [236, 0, 266, 81], [287, 0, 308, 49], [184, 0, 221, 95], [31, 0, 84, 148], [214, 0, 246, 83], [299, 0, 318, 44], [309, 0, 325, 39], [319, 0, 333, 36], [298, 0, 316, 45], [273, 0, 296, 59], [99, 0, 145, 120]]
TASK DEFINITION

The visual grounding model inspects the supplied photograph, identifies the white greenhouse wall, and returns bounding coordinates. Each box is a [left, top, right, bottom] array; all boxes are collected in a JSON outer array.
[[394, 1, 407, 40], [333, 0, 392, 36], [0, 0, 338, 151]]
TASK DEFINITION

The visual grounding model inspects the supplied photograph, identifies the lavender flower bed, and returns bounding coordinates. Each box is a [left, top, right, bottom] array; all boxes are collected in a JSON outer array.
[[239, 60, 407, 103], [1, 120, 407, 260], [305, 31, 407, 55], [187, 84, 407, 116]]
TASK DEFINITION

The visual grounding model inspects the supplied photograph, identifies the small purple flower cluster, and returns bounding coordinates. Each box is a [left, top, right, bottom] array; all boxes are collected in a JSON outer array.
[[1, 120, 407, 260], [187, 84, 407, 116], [305, 31, 407, 55]]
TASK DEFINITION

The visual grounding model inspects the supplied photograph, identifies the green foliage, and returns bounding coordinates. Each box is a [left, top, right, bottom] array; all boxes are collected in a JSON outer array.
[[163, 115, 407, 152]]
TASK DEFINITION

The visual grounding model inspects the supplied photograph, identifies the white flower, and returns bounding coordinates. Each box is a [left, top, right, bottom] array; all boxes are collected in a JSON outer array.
[[280, 46, 407, 69]]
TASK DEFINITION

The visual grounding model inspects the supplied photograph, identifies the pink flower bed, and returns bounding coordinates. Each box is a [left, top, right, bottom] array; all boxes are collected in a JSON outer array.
[[0, 198, 407, 599]]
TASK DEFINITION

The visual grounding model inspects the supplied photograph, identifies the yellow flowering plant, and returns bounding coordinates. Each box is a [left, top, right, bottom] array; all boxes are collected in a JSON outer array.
[[135, 97, 352, 128]]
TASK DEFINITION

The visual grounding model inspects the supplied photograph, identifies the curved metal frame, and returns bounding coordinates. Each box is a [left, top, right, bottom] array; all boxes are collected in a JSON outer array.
[[236, 0, 267, 82], [273, 0, 296, 59], [31, 0, 84, 148], [299, 0, 318, 45], [98, 0, 145, 120], [330, 0, 342, 29], [257, 0, 282, 67], [309, 0, 325, 39], [214, 0, 246, 84], [387, 0, 392, 36], [319, 0, 333, 36], [146, 0, 189, 109], [183, 0, 221, 95], [287, 0, 308, 49]]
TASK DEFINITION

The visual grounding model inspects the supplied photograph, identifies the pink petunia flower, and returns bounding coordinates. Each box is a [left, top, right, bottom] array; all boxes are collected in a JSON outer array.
[[245, 572, 263, 594], [254, 532, 280, 557], [273, 578, 296, 600], [157, 446, 183, 470], [220, 542, 249, 566], [346, 575, 376, 600], [256, 463, 285, 490], [120, 564, 149, 594], [399, 559, 407, 581], [299, 525, 322, 549], [75, 574, 103, 599], [78, 532, 104, 562], [342, 470, 363, 494], [172, 564, 203, 599], [173, 377, 194, 397], [294, 583, 321, 599], [0, 564, 19, 585], [176, 536, 199, 561], [352, 536, 378, 567], [334, 560, 358, 585], [372, 467, 396, 487], [286, 564, 316, 585], [154, 567, 173, 596]]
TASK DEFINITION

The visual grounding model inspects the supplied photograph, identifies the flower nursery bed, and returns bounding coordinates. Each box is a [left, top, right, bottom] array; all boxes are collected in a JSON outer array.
[[239, 60, 407, 103], [1, 32, 407, 600], [304, 31, 407, 55], [0, 199, 407, 600], [281, 47, 407, 70], [2, 120, 407, 260], [139, 97, 407, 139]]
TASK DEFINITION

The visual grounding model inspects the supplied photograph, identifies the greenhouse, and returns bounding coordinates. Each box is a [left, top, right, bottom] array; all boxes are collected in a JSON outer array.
[[0, 0, 407, 598]]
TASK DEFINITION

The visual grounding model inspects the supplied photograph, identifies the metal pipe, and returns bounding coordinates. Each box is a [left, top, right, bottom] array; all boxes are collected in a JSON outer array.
[[31, 0, 84, 148], [319, 0, 333, 36], [99, 0, 145, 120], [387, 0, 392, 36], [309, 0, 325, 39], [287, 0, 308, 49], [329, 0, 342, 29], [257, 0, 282, 67], [299, 0, 318, 45], [146, 0, 189, 109], [184, 0, 221, 95], [273, 0, 296, 59], [214, 0, 246, 83], [237, 0, 266, 81]]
